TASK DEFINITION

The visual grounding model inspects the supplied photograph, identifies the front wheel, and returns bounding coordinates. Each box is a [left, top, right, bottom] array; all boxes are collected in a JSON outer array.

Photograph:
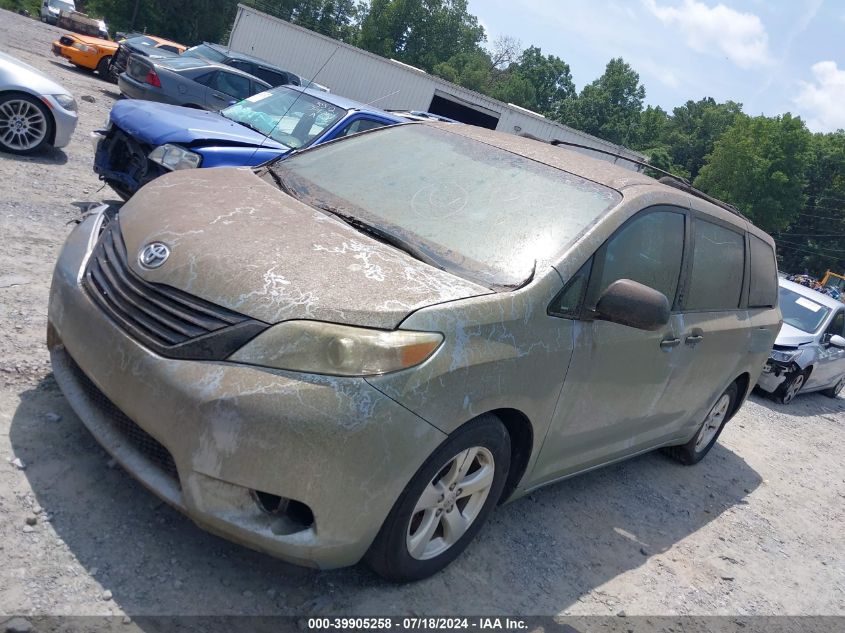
[[0, 93, 54, 155], [366, 414, 510, 582], [777, 370, 807, 404], [96, 56, 112, 77], [663, 383, 738, 465]]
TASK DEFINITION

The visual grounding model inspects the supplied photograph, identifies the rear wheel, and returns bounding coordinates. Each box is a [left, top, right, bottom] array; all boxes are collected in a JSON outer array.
[[0, 93, 54, 155], [96, 56, 112, 77], [366, 414, 510, 582], [663, 383, 737, 465], [821, 375, 845, 398]]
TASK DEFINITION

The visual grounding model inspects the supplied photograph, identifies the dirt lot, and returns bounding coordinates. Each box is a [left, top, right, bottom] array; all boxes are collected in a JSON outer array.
[[1, 8, 844, 620]]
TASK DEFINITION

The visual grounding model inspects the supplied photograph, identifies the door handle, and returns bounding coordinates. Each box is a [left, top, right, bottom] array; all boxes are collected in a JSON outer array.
[[685, 334, 704, 346], [660, 337, 681, 351]]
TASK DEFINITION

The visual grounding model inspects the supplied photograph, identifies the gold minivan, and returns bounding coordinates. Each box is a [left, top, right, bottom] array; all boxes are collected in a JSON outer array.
[[48, 122, 781, 581]]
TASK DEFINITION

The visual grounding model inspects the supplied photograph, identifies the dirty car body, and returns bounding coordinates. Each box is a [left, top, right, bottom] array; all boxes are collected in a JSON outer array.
[[51, 32, 117, 74], [756, 278, 845, 402], [50, 123, 781, 580], [92, 85, 402, 199]]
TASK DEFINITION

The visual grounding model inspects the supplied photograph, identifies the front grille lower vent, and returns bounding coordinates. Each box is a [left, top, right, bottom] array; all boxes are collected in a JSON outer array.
[[82, 219, 266, 360]]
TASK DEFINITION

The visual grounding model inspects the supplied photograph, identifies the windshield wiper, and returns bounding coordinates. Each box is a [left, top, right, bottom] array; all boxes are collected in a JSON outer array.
[[313, 203, 445, 271], [265, 169, 300, 199]]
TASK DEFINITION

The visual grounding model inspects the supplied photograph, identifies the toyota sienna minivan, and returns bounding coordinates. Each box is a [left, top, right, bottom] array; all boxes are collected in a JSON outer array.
[[48, 122, 781, 581]]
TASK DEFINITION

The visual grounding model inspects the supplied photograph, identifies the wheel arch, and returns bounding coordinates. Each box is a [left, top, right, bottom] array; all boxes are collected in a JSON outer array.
[[483, 407, 534, 504]]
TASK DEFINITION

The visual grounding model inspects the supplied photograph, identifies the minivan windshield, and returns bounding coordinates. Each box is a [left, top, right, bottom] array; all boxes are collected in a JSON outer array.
[[269, 124, 621, 289], [50, 0, 75, 10], [779, 286, 831, 333], [222, 87, 344, 149]]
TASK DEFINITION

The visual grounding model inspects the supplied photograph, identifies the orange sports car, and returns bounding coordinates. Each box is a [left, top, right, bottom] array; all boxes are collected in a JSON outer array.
[[51, 32, 118, 76]]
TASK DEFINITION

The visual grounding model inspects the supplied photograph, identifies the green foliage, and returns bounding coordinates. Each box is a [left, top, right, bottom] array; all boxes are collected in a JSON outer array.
[[557, 58, 645, 147], [358, 0, 484, 72], [694, 114, 812, 233]]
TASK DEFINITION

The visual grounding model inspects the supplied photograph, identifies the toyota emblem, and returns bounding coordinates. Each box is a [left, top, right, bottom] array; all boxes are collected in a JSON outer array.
[[138, 242, 170, 269]]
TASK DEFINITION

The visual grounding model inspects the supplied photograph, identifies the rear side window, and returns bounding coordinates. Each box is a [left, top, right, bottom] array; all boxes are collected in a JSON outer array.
[[253, 67, 289, 86], [748, 235, 778, 308], [586, 209, 685, 309], [336, 118, 389, 138], [686, 219, 745, 311], [212, 72, 252, 99]]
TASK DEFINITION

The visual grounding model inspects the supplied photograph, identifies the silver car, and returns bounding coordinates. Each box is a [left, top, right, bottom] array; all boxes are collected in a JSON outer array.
[[757, 278, 845, 403], [0, 51, 78, 154], [118, 55, 270, 111]]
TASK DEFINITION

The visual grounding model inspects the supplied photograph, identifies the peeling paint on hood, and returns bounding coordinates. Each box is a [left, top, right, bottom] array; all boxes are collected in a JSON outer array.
[[118, 168, 493, 328]]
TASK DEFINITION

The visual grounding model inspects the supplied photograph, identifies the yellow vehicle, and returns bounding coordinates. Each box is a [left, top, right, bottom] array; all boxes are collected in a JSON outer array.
[[821, 270, 845, 295], [51, 33, 118, 76]]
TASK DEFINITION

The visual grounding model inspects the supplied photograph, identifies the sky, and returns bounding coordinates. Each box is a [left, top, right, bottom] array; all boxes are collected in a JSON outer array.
[[466, 0, 845, 132]]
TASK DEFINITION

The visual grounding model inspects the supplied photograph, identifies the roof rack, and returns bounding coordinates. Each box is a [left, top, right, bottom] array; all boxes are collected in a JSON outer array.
[[519, 134, 745, 219]]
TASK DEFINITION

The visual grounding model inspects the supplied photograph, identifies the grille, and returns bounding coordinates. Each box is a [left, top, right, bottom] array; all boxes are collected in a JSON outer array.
[[65, 352, 179, 483], [82, 219, 266, 359], [113, 44, 130, 72], [59, 35, 74, 46]]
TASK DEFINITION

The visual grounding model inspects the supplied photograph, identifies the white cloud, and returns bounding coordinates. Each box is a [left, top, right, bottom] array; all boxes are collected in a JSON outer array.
[[795, 61, 845, 132], [643, 0, 773, 69]]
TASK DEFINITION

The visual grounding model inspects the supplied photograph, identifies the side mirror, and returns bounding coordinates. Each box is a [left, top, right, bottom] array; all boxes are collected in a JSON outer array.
[[830, 334, 845, 349], [595, 279, 670, 331]]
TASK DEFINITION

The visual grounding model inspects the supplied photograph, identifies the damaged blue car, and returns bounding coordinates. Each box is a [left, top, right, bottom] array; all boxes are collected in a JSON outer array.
[[93, 84, 403, 199]]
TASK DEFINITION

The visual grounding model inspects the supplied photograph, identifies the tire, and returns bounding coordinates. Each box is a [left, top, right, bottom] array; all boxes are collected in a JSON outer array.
[[821, 375, 845, 398], [663, 382, 738, 465], [0, 92, 54, 155], [365, 414, 510, 582], [776, 369, 808, 405], [96, 56, 112, 77]]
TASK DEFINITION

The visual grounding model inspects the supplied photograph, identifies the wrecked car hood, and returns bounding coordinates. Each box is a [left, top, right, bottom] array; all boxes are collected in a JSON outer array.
[[117, 168, 492, 328], [775, 322, 816, 347], [109, 99, 289, 149]]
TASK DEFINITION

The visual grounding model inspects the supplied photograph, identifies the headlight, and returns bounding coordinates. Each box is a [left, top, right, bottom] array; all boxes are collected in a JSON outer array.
[[148, 144, 202, 170], [52, 94, 77, 112], [229, 320, 444, 376], [71, 42, 97, 53], [770, 349, 802, 364]]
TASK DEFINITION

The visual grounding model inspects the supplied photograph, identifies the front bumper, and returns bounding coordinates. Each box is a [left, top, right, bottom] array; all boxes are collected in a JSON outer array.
[[756, 360, 790, 394], [50, 42, 98, 70], [93, 125, 165, 196], [42, 94, 77, 149], [47, 211, 445, 568]]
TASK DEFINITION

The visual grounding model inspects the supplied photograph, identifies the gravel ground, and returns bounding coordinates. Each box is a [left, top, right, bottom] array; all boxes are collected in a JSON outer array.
[[1, 8, 845, 619]]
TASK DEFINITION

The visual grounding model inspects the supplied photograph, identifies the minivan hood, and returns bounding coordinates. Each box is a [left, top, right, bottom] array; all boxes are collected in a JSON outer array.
[[109, 99, 288, 149], [775, 322, 816, 347], [118, 168, 492, 328]]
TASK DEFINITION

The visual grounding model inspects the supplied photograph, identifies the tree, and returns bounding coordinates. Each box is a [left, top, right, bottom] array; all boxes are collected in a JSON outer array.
[[662, 97, 743, 181], [358, 0, 485, 72], [775, 131, 845, 275], [507, 46, 574, 115], [558, 57, 645, 146], [694, 114, 812, 233]]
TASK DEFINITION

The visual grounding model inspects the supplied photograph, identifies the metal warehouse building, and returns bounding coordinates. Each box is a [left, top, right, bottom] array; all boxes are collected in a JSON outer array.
[[227, 4, 647, 170]]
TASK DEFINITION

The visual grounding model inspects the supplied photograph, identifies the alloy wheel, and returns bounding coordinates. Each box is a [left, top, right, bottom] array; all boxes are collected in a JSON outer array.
[[783, 374, 805, 404], [695, 393, 731, 451], [406, 446, 495, 560], [0, 98, 48, 152]]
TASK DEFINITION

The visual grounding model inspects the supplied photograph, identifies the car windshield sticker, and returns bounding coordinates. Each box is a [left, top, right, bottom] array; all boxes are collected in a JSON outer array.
[[796, 297, 822, 312]]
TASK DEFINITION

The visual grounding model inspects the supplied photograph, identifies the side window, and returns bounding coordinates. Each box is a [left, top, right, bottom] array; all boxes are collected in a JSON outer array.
[[748, 235, 778, 308], [193, 71, 217, 88], [253, 67, 287, 86], [336, 118, 389, 138], [213, 72, 252, 100], [549, 259, 592, 318], [228, 60, 253, 74], [585, 209, 685, 310], [686, 219, 745, 311]]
